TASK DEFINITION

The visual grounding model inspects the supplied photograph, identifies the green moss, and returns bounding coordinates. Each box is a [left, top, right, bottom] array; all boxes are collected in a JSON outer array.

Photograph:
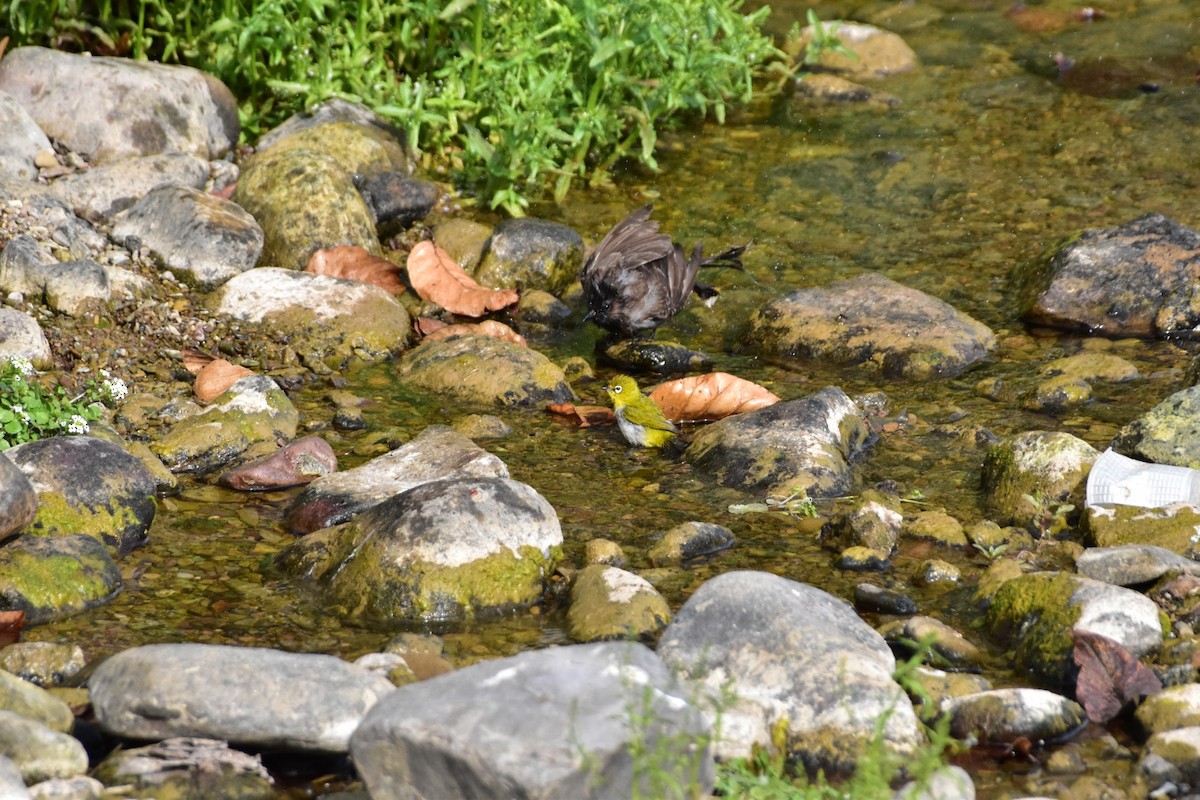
[[983, 572, 1082, 684], [28, 491, 139, 554]]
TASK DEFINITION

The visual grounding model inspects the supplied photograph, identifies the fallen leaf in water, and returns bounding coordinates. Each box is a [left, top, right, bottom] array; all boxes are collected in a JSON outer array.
[[1072, 628, 1162, 723], [305, 245, 406, 294], [407, 241, 518, 317], [650, 372, 780, 423], [0, 610, 24, 646], [423, 319, 527, 346], [547, 402, 617, 427]]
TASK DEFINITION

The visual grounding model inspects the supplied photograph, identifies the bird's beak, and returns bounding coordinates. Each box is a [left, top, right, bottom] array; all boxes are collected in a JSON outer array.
[[583, 309, 595, 322]]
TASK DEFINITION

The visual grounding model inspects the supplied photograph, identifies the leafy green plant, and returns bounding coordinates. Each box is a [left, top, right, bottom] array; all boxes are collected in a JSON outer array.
[[799, 8, 858, 67], [2, 0, 782, 214], [0, 356, 127, 450]]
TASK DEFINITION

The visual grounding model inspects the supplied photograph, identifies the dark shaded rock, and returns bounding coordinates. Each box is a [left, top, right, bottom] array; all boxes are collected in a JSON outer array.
[[89, 643, 395, 752], [854, 583, 917, 615], [0, 46, 237, 163], [351, 642, 712, 800], [685, 386, 871, 497], [284, 426, 507, 534], [396, 335, 575, 408], [217, 435, 337, 492], [7, 436, 156, 557], [354, 172, 438, 234], [0, 534, 121, 624], [748, 273, 996, 379], [1020, 213, 1200, 338], [0, 454, 37, 539], [277, 477, 562, 623], [658, 570, 922, 767], [1059, 55, 1199, 99], [111, 184, 264, 290], [92, 737, 274, 800], [598, 338, 713, 375]]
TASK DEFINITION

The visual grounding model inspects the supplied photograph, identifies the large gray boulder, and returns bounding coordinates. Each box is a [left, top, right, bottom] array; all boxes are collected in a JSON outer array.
[[351, 642, 713, 800]]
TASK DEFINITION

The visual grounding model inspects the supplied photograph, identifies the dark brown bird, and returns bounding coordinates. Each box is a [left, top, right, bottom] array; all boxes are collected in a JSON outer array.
[[580, 205, 744, 339]]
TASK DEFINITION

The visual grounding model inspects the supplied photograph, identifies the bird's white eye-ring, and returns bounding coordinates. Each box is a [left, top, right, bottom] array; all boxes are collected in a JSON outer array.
[[613, 385, 622, 393]]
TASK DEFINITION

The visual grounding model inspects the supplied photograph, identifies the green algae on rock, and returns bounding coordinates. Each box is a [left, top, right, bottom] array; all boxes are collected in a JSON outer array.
[[980, 430, 1098, 532], [395, 334, 575, 408], [0, 534, 121, 625], [566, 564, 671, 642], [278, 477, 563, 623], [1112, 384, 1200, 469]]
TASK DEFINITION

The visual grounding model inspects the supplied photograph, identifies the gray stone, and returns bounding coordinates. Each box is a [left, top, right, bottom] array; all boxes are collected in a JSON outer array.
[[0, 307, 50, 368], [685, 386, 871, 498], [658, 570, 923, 767], [0, 90, 52, 182], [89, 643, 395, 753], [0, 642, 85, 688], [25, 775, 102, 800], [91, 737, 272, 798], [1136, 684, 1200, 735], [0, 669, 74, 733], [943, 688, 1086, 743], [51, 153, 209, 224], [647, 521, 734, 567], [277, 477, 562, 623], [1113, 385, 1200, 468], [284, 425, 508, 533], [476, 218, 584, 295], [1076, 544, 1200, 586], [0, 754, 31, 800], [0, 453, 37, 539], [894, 765, 975, 800], [0, 710, 88, 784], [396, 335, 575, 408], [0, 47, 237, 163], [111, 184, 263, 290], [350, 641, 712, 800]]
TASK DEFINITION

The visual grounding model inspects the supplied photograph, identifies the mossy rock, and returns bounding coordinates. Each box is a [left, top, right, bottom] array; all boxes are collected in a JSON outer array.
[[0, 534, 121, 624], [566, 565, 671, 642], [980, 430, 1097, 530]]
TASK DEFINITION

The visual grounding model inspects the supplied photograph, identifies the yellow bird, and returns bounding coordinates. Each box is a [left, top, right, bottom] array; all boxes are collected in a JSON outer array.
[[603, 375, 679, 449]]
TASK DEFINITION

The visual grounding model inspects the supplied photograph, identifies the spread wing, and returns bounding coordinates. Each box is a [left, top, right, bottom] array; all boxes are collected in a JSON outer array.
[[663, 242, 703, 315], [580, 205, 674, 292]]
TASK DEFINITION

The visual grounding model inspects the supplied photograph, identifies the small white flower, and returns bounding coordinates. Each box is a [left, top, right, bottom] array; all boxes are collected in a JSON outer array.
[[66, 414, 89, 435], [11, 405, 29, 423], [6, 356, 33, 378], [102, 378, 128, 403]]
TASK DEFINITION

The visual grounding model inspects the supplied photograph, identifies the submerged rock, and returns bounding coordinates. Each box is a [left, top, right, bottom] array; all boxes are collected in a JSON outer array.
[[278, 477, 562, 622], [351, 641, 712, 800], [797, 21, 919, 80], [747, 273, 996, 379], [980, 430, 1097, 532], [89, 643, 394, 753], [647, 521, 734, 567], [658, 570, 923, 768], [0, 534, 121, 624], [598, 338, 713, 375], [685, 386, 871, 498], [7, 435, 156, 556], [396, 335, 575, 408], [92, 737, 273, 800], [1020, 212, 1200, 338]]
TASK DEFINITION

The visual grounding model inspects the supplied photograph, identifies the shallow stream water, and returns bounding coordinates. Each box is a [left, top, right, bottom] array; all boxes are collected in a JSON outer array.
[[24, 0, 1200, 796]]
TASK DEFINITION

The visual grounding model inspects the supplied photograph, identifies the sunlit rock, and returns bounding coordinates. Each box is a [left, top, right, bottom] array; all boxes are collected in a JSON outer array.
[[0, 454, 36, 540], [278, 477, 562, 623], [942, 688, 1085, 743], [395, 334, 575, 408], [0, 668, 74, 733], [1112, 385, 1200, 468], [658, 570, 923, 768], [6, 436, 156, 557], [151, 374, 299, 475], [351, 642, 712, 799], [983, 571, 1163, 685], [1077, 544, 1200, 587], [647, 521, 734, 567], [50, 152, 209, 223], [1020, 213, 1200, 338], [0, 709, 88, 784], [284, 425, 508, 534], [796, 21, 919, 80], [0, 46, 237, 163], [235, 121, 407, 269], [111, 184, 263, 290], [0, 234, 110, 316], [89, 644, 394, 753], [207, 267, 412, 365], [980, 430, 1098, 533], [0, 308, 50, 368], [217, 434, 337, 492], [475, 217, 584, 295], [0, 534, 120, 625], [747, 273, 996, 379], [566, 565, 671, 642], [1136, 684, 1200, 736], [685, 386, 870, 498], [0, 91, 52, 182]]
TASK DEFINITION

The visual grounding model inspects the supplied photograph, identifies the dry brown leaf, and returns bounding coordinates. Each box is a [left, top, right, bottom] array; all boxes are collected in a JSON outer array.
[[182, 347, 216, 375], [414, 317, 448, 336], [1072, 629, 1162, 723], [422, 320, 527, 347], [650, 372, 780, 423], [305, 245, 406, 294], [546, 402, 617, 428], [407, 240, 518, 317], [0, 610, 23, 646], [194, 358, 255, 403]]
